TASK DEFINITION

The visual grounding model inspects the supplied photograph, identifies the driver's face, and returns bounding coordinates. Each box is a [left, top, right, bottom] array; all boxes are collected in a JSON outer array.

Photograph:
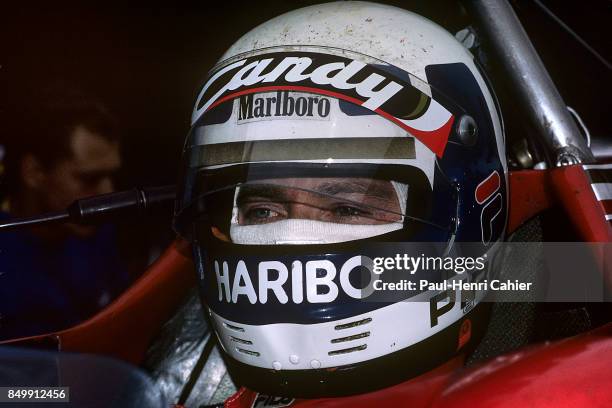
[[236, 177, 402, 225]]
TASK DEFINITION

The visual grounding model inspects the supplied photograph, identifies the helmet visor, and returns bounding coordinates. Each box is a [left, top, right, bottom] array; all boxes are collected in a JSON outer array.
[[175, 160, 456, 245], [175, 45, 462, 244]]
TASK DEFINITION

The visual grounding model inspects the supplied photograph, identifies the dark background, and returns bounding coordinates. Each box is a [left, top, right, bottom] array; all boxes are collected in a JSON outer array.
[[1, 0, 610, 194], [0, 0, 612, 187]]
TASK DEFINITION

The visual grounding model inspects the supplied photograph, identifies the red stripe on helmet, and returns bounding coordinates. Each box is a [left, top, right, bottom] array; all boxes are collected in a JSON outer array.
[[205, 85, 453, 158]]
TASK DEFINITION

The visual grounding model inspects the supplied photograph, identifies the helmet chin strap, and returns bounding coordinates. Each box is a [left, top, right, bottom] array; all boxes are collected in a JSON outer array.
[[230, 218, 404, 245]]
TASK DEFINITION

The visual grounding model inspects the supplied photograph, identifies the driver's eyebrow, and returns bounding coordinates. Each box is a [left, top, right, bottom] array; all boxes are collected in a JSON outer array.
[[236, 180, 395, 204], [316, 180, 393, 199], [236, 184, 290, 204]]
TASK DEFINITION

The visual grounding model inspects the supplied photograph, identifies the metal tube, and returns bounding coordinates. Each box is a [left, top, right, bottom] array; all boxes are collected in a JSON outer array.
[[465, 0, 594, 166]]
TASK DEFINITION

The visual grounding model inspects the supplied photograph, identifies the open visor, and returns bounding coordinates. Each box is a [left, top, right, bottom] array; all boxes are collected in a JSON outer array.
[[175, 161, 456, 246], [175, 45, 462, 244]]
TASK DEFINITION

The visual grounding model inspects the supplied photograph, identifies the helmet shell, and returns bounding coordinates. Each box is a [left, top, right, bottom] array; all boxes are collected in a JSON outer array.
[[178, 1, 508, 397]]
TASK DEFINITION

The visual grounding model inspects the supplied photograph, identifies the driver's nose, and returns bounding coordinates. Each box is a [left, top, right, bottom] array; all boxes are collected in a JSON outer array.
[[287, 202, 325, 221], [286, 191, 325, 221]]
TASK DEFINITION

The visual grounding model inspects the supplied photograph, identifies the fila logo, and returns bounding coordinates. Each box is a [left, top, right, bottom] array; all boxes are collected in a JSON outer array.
[[475, 171, 503, 245]]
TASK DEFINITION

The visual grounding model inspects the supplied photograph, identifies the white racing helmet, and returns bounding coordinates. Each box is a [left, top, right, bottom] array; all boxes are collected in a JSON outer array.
[[174, 1, 507, 397]]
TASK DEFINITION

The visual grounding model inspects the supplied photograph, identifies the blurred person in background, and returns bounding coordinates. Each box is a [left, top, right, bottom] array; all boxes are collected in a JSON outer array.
[[0, 86, 130, 340]]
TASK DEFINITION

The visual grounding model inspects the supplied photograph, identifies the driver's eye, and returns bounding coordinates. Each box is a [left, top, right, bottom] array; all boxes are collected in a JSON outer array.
[[243, 207, 281, 223], [333, 205, 364, 217], [252, 208, 274, 218]]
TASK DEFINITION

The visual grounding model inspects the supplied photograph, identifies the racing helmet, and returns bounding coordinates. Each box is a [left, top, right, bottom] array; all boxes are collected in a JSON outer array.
[[174, 1, 507, 397]]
